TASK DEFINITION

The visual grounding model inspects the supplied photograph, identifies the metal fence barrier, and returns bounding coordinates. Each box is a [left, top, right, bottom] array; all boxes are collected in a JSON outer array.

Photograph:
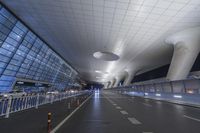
[[107, 78, 200, 107], [0, 91, 90, 118], [112, 78, 200, 95]]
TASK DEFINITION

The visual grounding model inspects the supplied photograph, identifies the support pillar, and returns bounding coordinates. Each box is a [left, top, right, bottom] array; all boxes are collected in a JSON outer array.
[[113, 77, 120, 88], [107, 81, 111, 88], [123, 70, 135, 86], [166, 27, 200, 81], [110, 79, 115, 88]]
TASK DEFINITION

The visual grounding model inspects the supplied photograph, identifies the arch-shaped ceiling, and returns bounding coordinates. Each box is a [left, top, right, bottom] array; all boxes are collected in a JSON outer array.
[[2, 0, 200, 83]]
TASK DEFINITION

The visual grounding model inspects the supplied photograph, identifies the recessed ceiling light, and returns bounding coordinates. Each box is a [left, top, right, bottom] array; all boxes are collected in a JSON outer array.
[[95, 70, 109, 74], [93, 51, 119, 61]]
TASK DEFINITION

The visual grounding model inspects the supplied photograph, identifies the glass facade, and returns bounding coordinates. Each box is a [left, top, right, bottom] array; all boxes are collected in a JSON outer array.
[[0, 4, 78, 92]]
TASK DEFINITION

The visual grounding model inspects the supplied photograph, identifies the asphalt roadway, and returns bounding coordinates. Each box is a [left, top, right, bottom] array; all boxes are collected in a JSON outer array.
[[0, 91, 200, 133], [0, 93, 89, 133], [57, 91, 200, 133]]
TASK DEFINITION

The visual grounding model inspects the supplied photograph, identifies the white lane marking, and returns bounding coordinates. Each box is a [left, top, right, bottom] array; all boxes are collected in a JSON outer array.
[[120, 110, 129, 115], [116, 106, 122, 109], [113, 103, 117, 106], [183, 115, 200, 122], [50, 95, 92, 133], [142, 103, 152, 107], [128, 117, 142, 125]]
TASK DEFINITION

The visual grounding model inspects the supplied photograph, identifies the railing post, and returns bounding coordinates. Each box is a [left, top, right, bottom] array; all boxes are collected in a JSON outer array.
[[160, 83, 164, 92], [5, 97, 12, 118], [1, 100, 5, 115], [35, 94, 40, 109], [182, 80, 186, 93], [25, 97, 28, 108], [22, 97, 26, 109], [59, 93, 62, 101], [27, 97, 30, 108], [170, 81, 174, 93], [153, 83, 157, 92]]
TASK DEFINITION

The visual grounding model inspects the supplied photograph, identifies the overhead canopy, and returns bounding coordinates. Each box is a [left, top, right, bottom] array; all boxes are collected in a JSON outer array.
[[2, 0, 200, 82]]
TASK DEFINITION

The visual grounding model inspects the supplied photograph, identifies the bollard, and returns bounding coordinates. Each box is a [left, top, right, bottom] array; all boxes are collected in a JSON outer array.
[[47, 112, 52, 133]]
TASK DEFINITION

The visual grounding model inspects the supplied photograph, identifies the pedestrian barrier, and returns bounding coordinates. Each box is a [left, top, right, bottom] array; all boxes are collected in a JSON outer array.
[[108, 78, 200, 107], [110, 78, 200, 96], [0, 90, 91, 118]]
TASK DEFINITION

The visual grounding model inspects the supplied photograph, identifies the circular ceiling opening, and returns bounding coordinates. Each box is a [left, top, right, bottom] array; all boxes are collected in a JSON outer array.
[[93, 51, 119, 61]]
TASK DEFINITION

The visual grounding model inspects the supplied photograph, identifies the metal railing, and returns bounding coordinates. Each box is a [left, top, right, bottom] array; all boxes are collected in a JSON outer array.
[[0, 90, 90, 118], [108, 78, 200, 107], [113, 78, 200, 95]]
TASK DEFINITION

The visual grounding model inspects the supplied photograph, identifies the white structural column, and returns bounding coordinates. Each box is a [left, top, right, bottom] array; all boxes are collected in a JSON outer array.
[[166, 27, 200, 81], [113, 75, 124, 87], [123, 70, 136, 86], [107, 81, 111, 88], [123, 73, 134, 86], [108, 79, 115, 88], [113, 71, 128, 87], [113, 77, 119, 87], [110, 79, 116, 88], [104, 82, 109, 89]]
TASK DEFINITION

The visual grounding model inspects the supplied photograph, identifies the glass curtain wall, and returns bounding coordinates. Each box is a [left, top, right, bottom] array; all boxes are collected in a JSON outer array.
[[0, 4, 78, 92]]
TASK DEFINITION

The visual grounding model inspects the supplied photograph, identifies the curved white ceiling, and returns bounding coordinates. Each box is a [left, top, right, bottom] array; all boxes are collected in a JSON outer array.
[[2, 0, 200, 83]]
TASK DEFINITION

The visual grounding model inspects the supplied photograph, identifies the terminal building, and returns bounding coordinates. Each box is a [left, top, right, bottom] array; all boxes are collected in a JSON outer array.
[[0, 0, 200, 133]]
